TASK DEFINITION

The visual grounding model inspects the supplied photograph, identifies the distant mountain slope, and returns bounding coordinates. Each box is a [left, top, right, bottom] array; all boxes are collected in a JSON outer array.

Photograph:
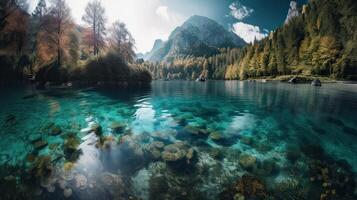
[[148, 15, 246, 62]]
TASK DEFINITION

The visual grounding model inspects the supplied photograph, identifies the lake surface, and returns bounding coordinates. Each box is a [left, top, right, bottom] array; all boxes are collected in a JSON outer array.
[[1, 81, 357, 199]]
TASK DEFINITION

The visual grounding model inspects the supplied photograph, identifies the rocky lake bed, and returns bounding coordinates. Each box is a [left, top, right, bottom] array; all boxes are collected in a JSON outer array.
[[0, 81, 357, 200]]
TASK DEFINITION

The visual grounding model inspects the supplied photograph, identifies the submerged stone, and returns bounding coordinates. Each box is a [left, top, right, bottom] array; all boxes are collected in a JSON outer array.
[[238, 154, 257, 170], [184, 126, 209, 137], [63, 162, 75, 171], [326, 117, 345, 127], [50, 125, 62, 135], [64, 135, 81, 161], [34, 140, 48, 150], [110, 121, 126, 133], [220, 174, 267, 200], [285, 145, 301, 162], [29, 134, 42, 143], [162, 142, 195, 163], [74, 174, 87, 190], [209, 131, 223, 141], [342, 126, 357, 136], [4, 114, 16, 125], [63, 188, 72, 198]]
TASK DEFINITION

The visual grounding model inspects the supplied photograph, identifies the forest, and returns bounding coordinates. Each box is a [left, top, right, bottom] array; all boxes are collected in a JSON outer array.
[[142, 0, 357, 81], [0, 0, 151, 86]]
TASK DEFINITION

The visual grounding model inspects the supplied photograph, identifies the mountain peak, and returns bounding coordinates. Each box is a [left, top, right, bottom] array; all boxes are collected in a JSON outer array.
[[148, 15, 246, 61], [285, 1, 300, 24]]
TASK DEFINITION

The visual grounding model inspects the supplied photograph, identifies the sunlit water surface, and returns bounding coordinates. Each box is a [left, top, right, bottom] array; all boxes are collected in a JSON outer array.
[[1, 81, 357, 199]]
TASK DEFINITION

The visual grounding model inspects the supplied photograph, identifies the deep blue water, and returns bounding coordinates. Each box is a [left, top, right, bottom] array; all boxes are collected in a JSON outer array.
[[0, 81, 357, 199]]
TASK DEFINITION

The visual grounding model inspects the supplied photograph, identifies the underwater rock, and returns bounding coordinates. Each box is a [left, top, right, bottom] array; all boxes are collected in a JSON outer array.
[[251, 141, 273, 153], [91, 123, 103, 137], [34, 140, 48, 150], [63, 162, 75, 171], [26, 153, 37, 163], [149, 175, 170, 199], [220, 174, 267, 200], [238, 154, 257, 171], [162, 142, 192, 162], [312, 127, 327, 135], [208, 148, 223, 160], [74, 174, 87, 190], [58, 179, 67, 189], [31, 156, 54, 179], [100, 172, 122, 186], [342, 126, 357, 136], [153, 141, 165, 149], [326, 117, 345, 127], [272, 177, 304, 199], [47, 185, 55, 192], [256, 159, 279, 176], [151, 131, 171, 141], [4, 114, 16, 126], [61, 170, 74, 181], [49, 143, 60, 151], [110, 121, 126, 133], [29, 134, 42, 143], [99, 172, 125, 196], [184, 126, 209, 137], [285, 145, 301, 163], [240, 136, 253, 145], [50, 125, 62, 135], [209, 131, 223, 141], [147, 142, 163, 159], [161, 142, 196, 172], [301, 144, 325, 160], [64, 135, 81, 161], [308, 159, 356, 199], [85, 116, 95, 123], [63, 188, 72, 198], [0, 154, 10, 164]]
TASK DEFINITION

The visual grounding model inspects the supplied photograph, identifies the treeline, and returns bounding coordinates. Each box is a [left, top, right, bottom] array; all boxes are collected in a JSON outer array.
[[0, 0, 151, 85], [143, 0, 357, 80], [140, 48, 241, 80], [225, 0, 357, 80]]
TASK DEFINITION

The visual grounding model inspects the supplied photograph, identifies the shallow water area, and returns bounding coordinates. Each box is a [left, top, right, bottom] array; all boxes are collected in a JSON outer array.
[[1, 81, 357, 199]]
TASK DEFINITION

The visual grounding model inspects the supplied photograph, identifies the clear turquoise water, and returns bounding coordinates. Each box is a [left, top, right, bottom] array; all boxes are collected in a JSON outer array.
[[0, 81, 357, 199]]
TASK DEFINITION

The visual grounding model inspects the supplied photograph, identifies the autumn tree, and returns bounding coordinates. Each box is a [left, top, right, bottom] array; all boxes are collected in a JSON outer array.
[[46, 0, 73, 67], [82, 0, 106, 56], [29, 0, 47, 69], [0, 0, 29, 55], [0, 0, 28, 29], [108, 21, 135, 63]]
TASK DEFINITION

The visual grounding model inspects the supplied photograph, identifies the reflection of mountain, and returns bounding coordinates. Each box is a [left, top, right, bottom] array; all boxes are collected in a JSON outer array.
[[146, 15, 246, 62]]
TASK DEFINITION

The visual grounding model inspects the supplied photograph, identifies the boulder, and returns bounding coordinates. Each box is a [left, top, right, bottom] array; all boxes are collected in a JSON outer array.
[[110, 121, 126, 133], [161, 142, 195, 163], [74, 174, 87, 190], [219, 174, 267, 200], [311, 79, 322, 87], [29, 134, 42, 143], [34, 140, 48, 150], [238, 154, 257, 170], [50, 125, 62, 135], [209, 131, 222, 141]]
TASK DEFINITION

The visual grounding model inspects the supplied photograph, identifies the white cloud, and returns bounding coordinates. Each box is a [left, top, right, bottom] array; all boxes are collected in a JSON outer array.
[[232, 22, 268, 43], [156, 6, 170, 21], [229, 1, 254, 20]]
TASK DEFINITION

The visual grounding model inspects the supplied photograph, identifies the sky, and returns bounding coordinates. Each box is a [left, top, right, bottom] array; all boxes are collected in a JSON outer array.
[[28, 0, 307, 53]]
